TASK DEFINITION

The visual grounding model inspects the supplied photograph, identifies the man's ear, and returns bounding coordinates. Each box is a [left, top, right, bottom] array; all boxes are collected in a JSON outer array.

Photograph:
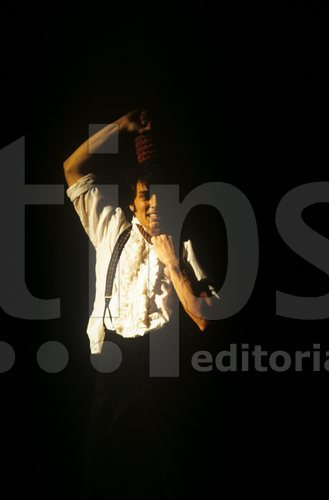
[[129, 204, 135, 213]]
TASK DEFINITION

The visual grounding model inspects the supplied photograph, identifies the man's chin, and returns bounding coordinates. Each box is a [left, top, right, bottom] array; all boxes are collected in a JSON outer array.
[[149, 225, 162, 236], [148, 219, 164, 235]]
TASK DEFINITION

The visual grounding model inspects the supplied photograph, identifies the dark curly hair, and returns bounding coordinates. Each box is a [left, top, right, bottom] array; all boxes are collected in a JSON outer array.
[[124, 161, 167, 206]]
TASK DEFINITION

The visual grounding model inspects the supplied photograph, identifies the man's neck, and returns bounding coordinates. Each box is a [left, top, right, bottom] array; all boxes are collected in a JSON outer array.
[[133, 217, 153, 244]]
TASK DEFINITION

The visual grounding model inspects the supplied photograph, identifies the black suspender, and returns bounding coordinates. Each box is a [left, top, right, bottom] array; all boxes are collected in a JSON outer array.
[[103, 225, 132, 329]]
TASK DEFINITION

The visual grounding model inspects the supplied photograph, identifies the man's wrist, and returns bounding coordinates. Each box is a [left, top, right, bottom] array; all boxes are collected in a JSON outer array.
[[116, 119, 127, 133], [166, 260, 180, 275]]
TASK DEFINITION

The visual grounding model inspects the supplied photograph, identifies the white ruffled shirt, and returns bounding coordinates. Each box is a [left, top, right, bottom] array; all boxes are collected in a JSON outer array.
[[67, 174, 212, 353]]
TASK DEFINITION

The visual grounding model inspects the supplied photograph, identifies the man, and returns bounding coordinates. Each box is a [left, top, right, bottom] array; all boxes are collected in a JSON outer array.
[[64, 110, 219, 498]]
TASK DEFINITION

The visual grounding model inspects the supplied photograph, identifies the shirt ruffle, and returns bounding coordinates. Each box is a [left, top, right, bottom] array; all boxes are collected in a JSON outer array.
[[108, 218, 173, 336]]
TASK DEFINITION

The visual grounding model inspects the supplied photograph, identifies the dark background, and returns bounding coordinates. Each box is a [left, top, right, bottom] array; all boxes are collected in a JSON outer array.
[[0, 5, 328, 499]]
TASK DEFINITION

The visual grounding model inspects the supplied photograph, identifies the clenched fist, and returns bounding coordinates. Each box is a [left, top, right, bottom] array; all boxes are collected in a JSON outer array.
[[151, 234, 179, 269]]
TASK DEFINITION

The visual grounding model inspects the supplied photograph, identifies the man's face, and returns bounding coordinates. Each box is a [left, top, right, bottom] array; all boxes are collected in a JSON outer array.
[[129, 181, 162, 235]]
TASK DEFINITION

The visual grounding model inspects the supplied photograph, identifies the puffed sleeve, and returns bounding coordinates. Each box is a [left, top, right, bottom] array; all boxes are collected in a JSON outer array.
[[66, 173, 128, 248]]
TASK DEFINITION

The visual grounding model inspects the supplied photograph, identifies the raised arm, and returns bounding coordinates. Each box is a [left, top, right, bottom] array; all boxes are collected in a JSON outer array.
[[63, 110, 148, 187]]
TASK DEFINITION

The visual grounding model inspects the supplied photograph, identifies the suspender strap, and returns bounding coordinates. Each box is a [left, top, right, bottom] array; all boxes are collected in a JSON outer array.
[[103, 225, 132, 328]]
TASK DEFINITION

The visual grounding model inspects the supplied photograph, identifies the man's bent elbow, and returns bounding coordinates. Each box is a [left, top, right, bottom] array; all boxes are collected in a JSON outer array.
[[63, 159, 84, 187], [198, 319, 209, 332], [63, 158, 72, 172]]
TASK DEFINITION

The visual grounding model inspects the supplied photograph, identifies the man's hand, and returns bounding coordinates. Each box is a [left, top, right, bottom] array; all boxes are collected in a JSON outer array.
[[151, 234, 179, 269], [117, 110, 152, 134]]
